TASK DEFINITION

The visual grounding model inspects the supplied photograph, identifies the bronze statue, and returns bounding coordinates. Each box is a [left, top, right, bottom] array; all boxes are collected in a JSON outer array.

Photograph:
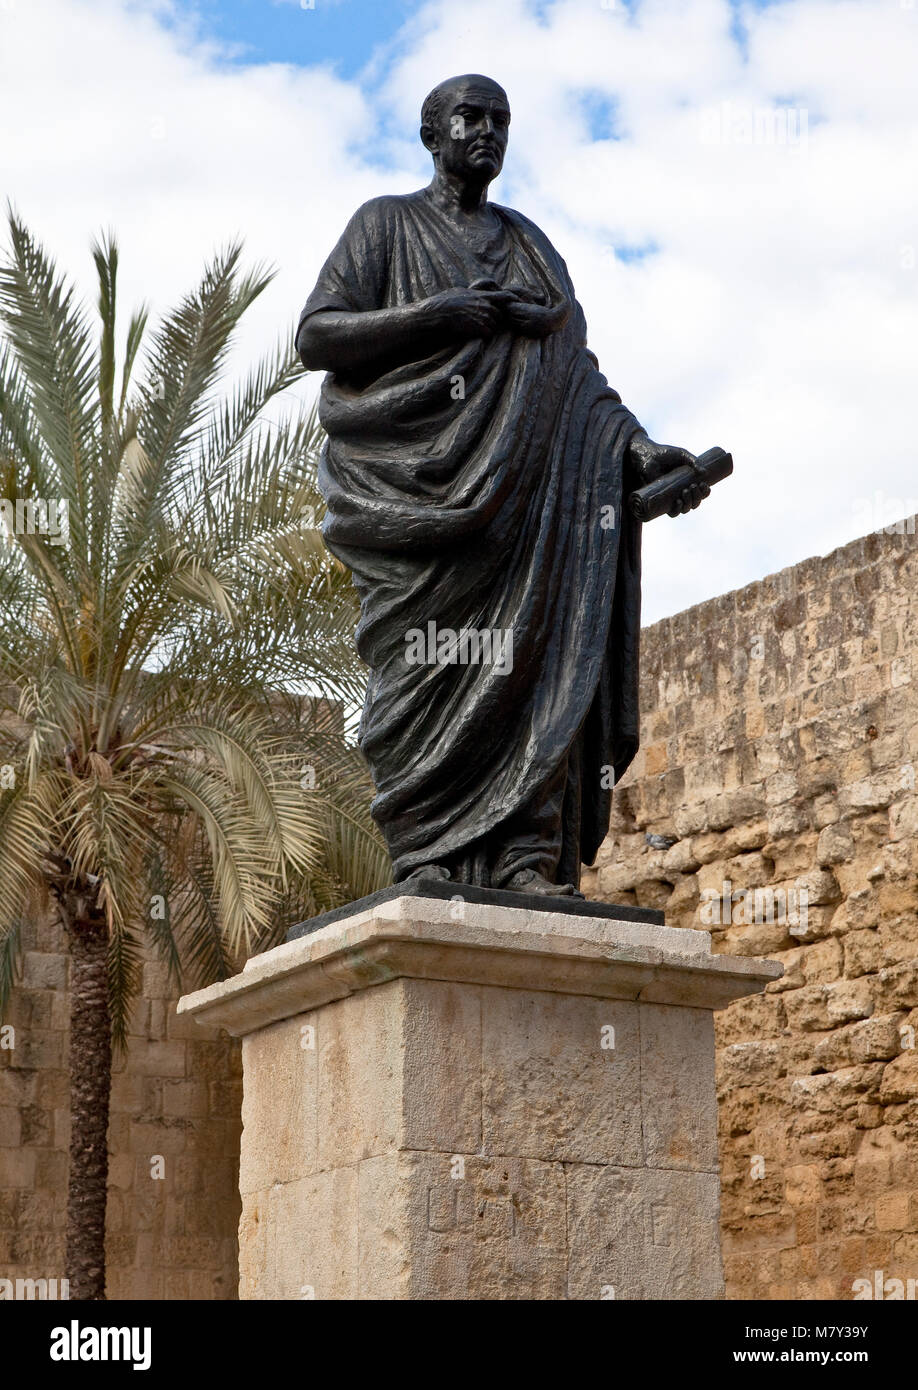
[[297, 74, 729, 899]]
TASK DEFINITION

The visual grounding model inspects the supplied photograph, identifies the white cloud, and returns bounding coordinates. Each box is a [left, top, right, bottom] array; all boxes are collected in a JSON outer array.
[[0, 0, 413, 405], [1, 0, 916, 622]]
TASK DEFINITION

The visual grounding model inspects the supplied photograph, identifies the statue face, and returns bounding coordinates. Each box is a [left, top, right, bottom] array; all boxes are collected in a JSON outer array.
[[425, 77, 510, 185]]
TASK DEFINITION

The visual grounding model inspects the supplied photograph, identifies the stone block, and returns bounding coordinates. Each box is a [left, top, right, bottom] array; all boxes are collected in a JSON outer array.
[[357, 1151, 567, 1300], [640, 1004, 718, 1170], [400, 979, 482, 1154], [566, 1165, 724, 1299], [127, 1041, 186, 1078], [271, 1167, 358, 1300], [0, 1106, 22, 1147], [0, 1147, 36, 1187], [875, 1192, 914, 1232], [481, 990, 640, 1165], [21, 952, 68, 990], [315, 979, 481, 1171], [162, 1079, 209, 1119], [879, 1051, 918, 1105], [240, 1016, 316, 1194], [720, 1040, 784, 1084], [814, 1014, 904, 1069]]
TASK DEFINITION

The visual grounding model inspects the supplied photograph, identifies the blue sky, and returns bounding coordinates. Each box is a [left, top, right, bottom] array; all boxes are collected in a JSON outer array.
[[163, 0, 414, 74]]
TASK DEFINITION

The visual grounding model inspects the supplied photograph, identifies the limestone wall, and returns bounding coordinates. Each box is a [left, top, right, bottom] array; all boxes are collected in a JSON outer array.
[[0, 910, 241, 1299], [583, 520, 918, 1300]]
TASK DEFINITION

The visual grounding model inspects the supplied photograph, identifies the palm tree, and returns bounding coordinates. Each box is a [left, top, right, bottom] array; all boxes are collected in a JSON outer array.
[[0, 214, 388, 1300]]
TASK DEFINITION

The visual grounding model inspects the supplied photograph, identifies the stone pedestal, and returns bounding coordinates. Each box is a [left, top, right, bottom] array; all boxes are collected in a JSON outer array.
[[178, 892, 780, 1300]]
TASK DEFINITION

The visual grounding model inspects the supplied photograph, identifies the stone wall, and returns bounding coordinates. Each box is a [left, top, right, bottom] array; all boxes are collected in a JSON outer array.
[[0, 909, 241, 1299], [583, 519, 918, 1300]]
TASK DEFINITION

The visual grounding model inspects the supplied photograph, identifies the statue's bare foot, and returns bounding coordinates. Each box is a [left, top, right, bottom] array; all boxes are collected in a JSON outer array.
[[401, 863, 451, 885], [503, 868, 584, 899]]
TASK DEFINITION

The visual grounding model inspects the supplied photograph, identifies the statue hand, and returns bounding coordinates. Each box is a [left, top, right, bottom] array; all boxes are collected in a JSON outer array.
[[628, 433, 710, 515], [667, 479, 711, 516], [503, 294, 571, 338], [628, 432, 692, 484], [424, 287, 517, 339]]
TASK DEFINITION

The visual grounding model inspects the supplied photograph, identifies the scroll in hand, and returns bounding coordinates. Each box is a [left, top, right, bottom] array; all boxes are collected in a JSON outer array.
[[628, 447, 733, 523]]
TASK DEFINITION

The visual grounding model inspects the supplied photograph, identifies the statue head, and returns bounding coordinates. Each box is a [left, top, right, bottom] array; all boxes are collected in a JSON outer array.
[[420, 74, 510, 187]]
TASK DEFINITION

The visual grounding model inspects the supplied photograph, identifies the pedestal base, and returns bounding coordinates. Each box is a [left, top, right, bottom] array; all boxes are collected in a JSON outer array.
[[178, 894, 780, 1300]]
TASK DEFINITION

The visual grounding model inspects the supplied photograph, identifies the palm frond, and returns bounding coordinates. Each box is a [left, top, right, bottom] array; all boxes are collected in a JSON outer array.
[[91, 231, 117, 429], [158, 763, 279, 956], [0, 211, 98, 569], [119, 305, 149, 421], [107, 922, 141, 1052]]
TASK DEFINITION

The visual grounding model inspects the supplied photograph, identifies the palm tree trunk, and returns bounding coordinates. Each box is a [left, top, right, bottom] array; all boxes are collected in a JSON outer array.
[[65, 912, 111, 1300]]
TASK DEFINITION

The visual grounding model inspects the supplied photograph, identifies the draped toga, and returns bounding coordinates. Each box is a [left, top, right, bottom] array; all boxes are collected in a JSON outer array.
[[298, 189, 645, 888]]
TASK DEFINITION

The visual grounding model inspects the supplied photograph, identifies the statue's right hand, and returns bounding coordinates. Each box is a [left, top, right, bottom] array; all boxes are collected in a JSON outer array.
[[423, 288, 515, 339]]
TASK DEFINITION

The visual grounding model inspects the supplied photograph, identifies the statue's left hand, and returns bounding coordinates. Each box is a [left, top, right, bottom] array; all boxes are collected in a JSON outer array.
[[466, 279, 569, 339], [503, 294, 571, 338], [628, 433, 711, 515], [667, 477, 711, 515]]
